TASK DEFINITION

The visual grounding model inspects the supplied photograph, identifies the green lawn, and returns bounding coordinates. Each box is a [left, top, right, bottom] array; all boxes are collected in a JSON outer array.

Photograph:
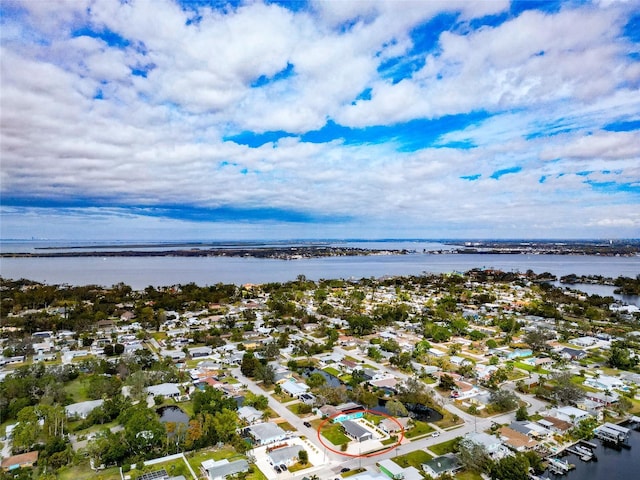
[[513, 361, 550, 374], [287, 403, 312, 417], [63, 376, 91, 402], [57, 465, 121, 480], [277, 421, 296, 432], [455, 469, 483, 480], [321, 423, 350, 445], [405, 420, 435, 440], [323, 366, 341, 376], [434, 409, 464, 429], [430, 437, 461, 455], [186, 446, 241, 472], [394, 449, 433, 469]]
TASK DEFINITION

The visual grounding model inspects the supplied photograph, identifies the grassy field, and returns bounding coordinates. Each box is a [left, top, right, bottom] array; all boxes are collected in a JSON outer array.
[[276, 421, 296, 431], [513, 361, 550, 374], [321, 423, 350, 445], [57, 465, 121, 480], [430, 437, 461, 455], [186, 445, 241, 471], [63, 376, 91, 402], [394, 449, 433, 469], [455, 470, 483, 480], [434, 409, 464, 430], [323, 366, 341, 376], [287, 403, 312, 417], [405, 420, 435, 439]]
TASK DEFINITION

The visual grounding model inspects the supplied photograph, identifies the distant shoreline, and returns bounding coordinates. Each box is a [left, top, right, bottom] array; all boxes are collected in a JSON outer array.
[[0, 245, 410, 259]]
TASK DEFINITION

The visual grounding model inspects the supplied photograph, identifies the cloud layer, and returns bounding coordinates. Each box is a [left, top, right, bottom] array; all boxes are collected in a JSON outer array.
[[1, 0, 639, 240]]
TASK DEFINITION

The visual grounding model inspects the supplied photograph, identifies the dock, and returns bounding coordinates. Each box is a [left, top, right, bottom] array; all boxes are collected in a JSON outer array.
[[594, 422, 630, 444], [548, 457, 574, 475]]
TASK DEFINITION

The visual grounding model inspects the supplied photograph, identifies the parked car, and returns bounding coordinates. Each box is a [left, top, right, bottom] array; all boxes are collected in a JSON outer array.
[[304, 421, 312, 427], [341, 467, 351, 473]]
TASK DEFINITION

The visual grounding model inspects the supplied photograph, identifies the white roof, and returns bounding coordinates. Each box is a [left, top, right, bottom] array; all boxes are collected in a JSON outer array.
[[146, 383, 181, 397], [378, 459, 404, 475], [65, 399, 104, 417], [281, 381, 309, 396]]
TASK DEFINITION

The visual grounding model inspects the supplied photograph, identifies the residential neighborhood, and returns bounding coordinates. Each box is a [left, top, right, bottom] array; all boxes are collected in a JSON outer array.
[[0, 271, 639, 480]]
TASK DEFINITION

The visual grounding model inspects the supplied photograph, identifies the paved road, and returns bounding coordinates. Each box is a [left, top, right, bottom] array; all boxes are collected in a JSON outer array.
[[233, 347, 552, 479]]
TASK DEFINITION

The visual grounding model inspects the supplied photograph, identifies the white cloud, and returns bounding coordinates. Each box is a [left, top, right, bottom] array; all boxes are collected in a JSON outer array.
[[0, 0, 638, 240]]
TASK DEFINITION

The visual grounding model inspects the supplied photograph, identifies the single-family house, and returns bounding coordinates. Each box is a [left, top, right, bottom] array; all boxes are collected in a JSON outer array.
[[280, 380, 310, 398], [584, 374, 626, 392], [65, 399, 104, 419], [551, 406, 592, 425], [246, 422, 287, 446], [268, 445, 303, 467], [342, 420, 373, 442], [379, 417, 410, 434], [146, 383, 181, 399], [377, 459, 422, 480], [498, 426, 539, 451], [558, 347, 587, 361], [238, 406, 263, 425], [201, 459, 249, 480], [461, 432, 509, 460], [570, 337, 597, 348], [422, 454, 462, 478], [1, 451, 38, 471], [537, 416, 572, 434]]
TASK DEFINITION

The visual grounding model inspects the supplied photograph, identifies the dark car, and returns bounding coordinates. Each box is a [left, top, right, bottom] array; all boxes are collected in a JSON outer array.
[[341, 467, 351, 473], [303, 421, 312, 427], [274, 466, 281, 473]]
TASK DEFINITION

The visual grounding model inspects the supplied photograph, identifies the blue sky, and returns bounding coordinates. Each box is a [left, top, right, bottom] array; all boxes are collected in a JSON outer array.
[[1, 0, 639, 240]]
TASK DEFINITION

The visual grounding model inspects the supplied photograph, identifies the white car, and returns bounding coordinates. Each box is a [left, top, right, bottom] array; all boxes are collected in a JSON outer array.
[[431, 431, 440, 437]]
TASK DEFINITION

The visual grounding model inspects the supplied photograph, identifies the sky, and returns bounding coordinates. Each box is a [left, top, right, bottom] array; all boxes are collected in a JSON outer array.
[[1, 0, 639, 241]]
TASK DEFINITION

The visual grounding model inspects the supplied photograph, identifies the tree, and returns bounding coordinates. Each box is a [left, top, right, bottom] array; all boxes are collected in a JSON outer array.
[[489, 389, 518, 412], [607, 343, 638, 370], [438, 374, 457, 392], [515, 405, 529, 421], [243, 392, 269, 410], [390, 351, 412, 370], [457, 439, 491, 473], [570, 417, 599, 440], [255, 363, 276, 386], [486, 339, 498, 349], [551, 371, 585, 405], [210, 408, 238, 443], [306, 372, 327, 389], [490, 453, 530, 480], [114, 343, 125, 355], [367, 346, 383, 362], [385, 399, 409, 417], [523, 329, 551, 352], [103, 344, 115, 356], [240, 352, 259, 377], [298, 449, 309, 464]]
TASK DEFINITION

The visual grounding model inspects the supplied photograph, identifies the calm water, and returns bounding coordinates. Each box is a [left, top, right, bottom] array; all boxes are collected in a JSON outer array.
[[549, 425, 640, 480], [1, 241, 639, 296]]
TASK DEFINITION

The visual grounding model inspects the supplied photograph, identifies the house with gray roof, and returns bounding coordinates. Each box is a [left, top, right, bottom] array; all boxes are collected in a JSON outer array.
[[422, 454, 462, 478], [342, 420, 373, 442], [201, 458, 249, 480], [268, 445, 303, 466], [146, 383, 181, 399], [65, 399, 104, 419], [246, 422, 287, 445]]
